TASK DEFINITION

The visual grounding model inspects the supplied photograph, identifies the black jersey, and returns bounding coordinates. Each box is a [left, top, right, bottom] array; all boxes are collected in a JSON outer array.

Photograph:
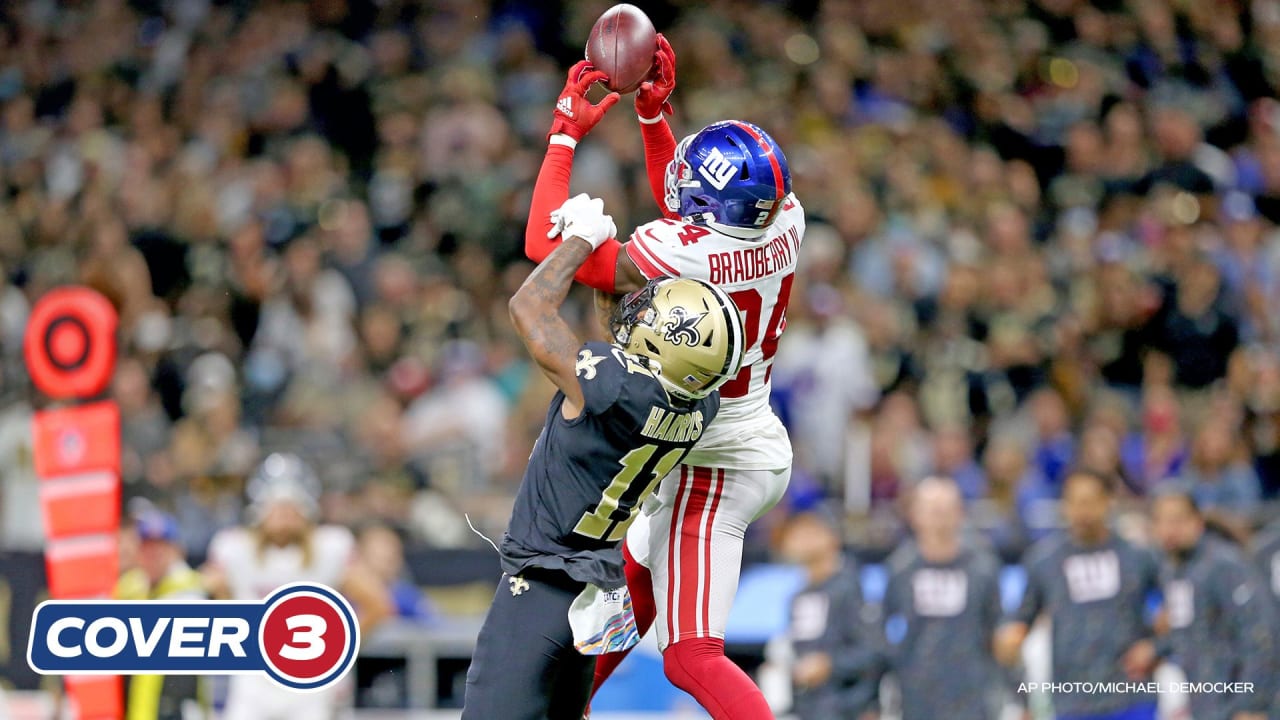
[[500, 341, 720, 589]]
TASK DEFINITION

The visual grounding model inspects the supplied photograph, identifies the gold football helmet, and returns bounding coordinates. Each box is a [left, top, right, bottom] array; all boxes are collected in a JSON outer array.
[[610, 278, 745, 401]]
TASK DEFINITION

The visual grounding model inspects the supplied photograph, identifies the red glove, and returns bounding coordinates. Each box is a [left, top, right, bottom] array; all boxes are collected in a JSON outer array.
[[548, 60, 621, 142], [636, 34, 676, 120]]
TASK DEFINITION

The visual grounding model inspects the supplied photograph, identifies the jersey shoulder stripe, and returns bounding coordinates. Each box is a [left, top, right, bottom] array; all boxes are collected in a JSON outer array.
[[626, 230, 679, 279], [625, 198, 806, 282]]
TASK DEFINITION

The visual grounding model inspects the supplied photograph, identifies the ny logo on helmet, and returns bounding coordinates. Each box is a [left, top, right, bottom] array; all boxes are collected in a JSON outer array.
[[697, 147, 738, 191], [662, 307, 706, 346]]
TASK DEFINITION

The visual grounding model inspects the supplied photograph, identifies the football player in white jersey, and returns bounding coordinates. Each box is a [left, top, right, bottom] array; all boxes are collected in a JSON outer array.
[[202, 453, 389, 720], [525, 42, 802, 718]]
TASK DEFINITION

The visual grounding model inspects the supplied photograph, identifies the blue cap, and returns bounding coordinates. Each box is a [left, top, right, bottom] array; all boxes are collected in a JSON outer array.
[[135, 512, 180, 544]]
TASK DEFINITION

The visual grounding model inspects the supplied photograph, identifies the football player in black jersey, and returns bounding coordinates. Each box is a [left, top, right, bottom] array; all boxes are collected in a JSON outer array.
[[461, 193, 746, 719]]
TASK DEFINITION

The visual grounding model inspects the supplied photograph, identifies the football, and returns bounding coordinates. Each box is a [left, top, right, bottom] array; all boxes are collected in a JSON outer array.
[[585, 4, 658, 94]]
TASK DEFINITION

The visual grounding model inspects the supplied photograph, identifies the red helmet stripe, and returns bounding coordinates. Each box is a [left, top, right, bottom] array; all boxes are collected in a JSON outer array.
[[730, 121, 784, 204]]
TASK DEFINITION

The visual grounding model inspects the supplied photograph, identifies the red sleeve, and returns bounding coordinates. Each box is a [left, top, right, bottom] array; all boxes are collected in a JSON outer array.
[[640, 117, 681, 220], [524, 142, 621, 293]]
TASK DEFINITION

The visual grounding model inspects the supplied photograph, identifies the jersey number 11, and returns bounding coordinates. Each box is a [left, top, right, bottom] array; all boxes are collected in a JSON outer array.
[[574, 444, 685, 541]]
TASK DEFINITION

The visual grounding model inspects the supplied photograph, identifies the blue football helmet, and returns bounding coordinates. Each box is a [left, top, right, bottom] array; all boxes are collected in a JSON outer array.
[[664, 120, 792, 237]]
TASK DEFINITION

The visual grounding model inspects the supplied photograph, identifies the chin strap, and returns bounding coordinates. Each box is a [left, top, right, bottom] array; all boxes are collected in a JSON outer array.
[[704, 217, 768, 239]]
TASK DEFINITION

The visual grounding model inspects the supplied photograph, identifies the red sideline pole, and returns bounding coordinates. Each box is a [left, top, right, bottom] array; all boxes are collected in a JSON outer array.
[[25, 287, 123, 720]]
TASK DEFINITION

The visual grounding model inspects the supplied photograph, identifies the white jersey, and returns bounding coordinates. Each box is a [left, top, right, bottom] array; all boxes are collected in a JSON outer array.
[[624, 195, 805, 470], [207, 524, 354, 600]]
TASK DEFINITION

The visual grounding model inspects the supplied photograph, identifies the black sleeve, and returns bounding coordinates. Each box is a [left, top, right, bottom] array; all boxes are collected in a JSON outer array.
[[878, 565, 904, 674], [1215, 560, 1276, 714], [1139, 548, 1161, 642], [978, 560, 1003, 651], [1009, 548, 1046, 626], [574, 342, 626, 415], [829, 571, 884, 684]]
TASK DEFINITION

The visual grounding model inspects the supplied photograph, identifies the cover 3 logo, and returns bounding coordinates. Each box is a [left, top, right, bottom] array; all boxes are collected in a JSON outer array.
[[27, 582, 359, 692]]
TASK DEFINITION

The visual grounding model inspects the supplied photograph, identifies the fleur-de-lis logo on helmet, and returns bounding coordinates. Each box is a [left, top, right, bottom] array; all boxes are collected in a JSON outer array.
[[662, 306, 706, 347], [609, 278, 746, 401]]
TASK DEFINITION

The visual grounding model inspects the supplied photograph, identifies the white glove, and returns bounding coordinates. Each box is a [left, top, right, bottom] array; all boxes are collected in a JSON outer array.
[[547, 193, 617, 250]]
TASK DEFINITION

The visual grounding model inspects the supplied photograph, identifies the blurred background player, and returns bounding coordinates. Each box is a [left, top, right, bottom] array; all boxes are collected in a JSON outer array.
[[202, 452, 390, 720], [1252, 512, 1280, 607], [115, 510, 208, 720], [1250, 515, 1280, 715], [521, 39, 806, 718], [882, 477, 1004, 720], [1150, 487, 1275, 720], [995, 469, 1162, 720], [462, 191, 744, 719], [777, 510, 879, 720], [2, 0, 1280, 717]]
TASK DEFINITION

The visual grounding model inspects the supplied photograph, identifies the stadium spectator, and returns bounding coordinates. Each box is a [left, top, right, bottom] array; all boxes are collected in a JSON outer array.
[[929, 424, 987, 501], [115, 357, 171, 488], [1120, 385, 1188, 494], [1028, 388, 1077, 489], [978, 434, 1053, 551], [868, 392, 931, 504], [1150, 487, 1275, 720], [354, 523, 437, 624], [778, 511, 880, 720], [1148, 254, 1241, 390], [882, 477, 1005, 720], [1083, 260, 1161, 395], [401, 339, 510, 489], [1234, 348, 1280, 498], [996, 469, 1162, 720], [772, 281, 879, 493], [1180, 419, 1262, 525], [1075, 422, 1131, 494]]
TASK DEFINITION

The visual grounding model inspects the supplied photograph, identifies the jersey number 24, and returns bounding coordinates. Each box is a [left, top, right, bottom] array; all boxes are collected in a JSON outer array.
[[722, 274, 794, 398]]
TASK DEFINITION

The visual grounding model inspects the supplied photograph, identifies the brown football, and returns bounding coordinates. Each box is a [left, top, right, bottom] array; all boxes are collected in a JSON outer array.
[[585, 4, 658, 94]]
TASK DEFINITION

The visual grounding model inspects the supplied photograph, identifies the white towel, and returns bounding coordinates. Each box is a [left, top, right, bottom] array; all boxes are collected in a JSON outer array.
[[568, 583, 641, 655]]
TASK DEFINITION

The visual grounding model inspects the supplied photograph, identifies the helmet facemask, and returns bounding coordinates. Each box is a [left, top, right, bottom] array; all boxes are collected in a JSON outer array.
[[663, 133, 698, 216], [610, 282, 660, 348]]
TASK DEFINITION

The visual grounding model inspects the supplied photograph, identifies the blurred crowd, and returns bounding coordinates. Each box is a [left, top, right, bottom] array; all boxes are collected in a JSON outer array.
[[0, 0, 1278, 562]]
